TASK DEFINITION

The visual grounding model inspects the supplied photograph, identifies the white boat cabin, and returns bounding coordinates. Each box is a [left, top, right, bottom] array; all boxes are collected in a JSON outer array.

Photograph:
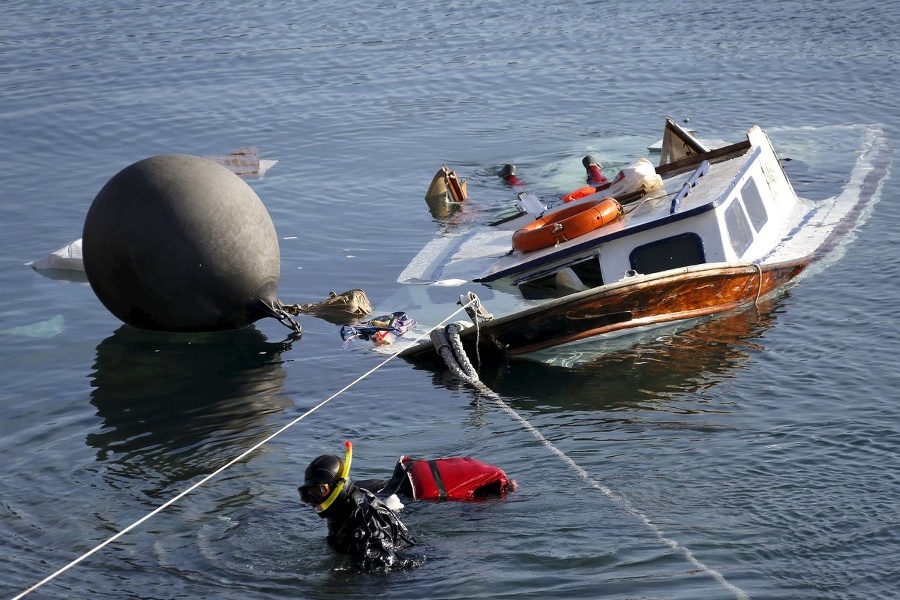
[[400, 123, 810, 301]]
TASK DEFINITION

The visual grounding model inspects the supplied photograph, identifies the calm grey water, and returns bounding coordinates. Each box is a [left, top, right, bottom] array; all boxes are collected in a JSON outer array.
[[2, 1, 898, 598]]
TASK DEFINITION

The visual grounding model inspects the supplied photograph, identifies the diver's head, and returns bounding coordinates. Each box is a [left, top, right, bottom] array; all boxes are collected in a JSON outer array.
[[499, 164, 517, 179], [298, 441, 354, 517], [582, 155, 599, 169]]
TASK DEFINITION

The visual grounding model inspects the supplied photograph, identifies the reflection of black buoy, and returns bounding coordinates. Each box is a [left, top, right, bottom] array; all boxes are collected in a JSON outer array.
[[83, 154, 300, 332], [86, 325, 294, 483]]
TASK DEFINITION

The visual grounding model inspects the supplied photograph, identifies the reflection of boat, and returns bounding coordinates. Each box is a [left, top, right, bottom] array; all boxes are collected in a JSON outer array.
[[398, 119, 891, 364], [86, 326, 294, 485], [472, 297, 782, 409]]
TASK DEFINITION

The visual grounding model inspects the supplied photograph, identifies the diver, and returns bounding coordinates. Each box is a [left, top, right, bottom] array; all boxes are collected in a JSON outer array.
[[582, 155, 608, 185], [299, 441, 517, 570], [299, 441, 416, 571], [498, 163, 525, 187]]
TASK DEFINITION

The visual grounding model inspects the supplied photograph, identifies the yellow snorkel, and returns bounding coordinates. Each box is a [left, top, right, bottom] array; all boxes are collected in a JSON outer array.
[[315, 440, 353, 514]]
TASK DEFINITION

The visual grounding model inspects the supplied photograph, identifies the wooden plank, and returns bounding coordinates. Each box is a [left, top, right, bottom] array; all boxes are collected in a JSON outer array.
[[656, 140, 752, 177]]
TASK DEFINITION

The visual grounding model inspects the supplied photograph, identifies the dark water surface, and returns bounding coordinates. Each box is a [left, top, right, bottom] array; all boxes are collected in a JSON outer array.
[[2, 1, 898, 598]]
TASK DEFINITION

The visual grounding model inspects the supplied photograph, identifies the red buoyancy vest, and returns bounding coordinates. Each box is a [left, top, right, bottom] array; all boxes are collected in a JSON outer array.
[[586, 163, 607, 185], [502, 174, 525, 187], [402, 456, 511, 500]]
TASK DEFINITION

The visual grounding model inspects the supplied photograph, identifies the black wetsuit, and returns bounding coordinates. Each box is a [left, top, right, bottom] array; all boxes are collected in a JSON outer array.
[[322, 483, 416, 571]]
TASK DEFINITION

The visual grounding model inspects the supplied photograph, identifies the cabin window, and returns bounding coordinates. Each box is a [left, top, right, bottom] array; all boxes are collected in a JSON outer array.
[[724, 199, 754, 256], [629, 233, 705, 275], [517, 256, 603, 299], [741, 178, 768, 232]]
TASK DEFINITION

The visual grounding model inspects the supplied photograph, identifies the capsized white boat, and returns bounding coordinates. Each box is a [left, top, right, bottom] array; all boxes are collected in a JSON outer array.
[[395, 118, 891, 364]]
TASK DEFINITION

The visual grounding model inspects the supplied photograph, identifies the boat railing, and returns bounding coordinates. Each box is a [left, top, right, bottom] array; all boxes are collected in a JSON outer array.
[[670, 160, 710, 214]]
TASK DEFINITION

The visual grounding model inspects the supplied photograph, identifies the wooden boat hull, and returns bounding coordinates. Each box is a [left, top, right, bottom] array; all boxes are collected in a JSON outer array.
[[400, 257, 809, 363]]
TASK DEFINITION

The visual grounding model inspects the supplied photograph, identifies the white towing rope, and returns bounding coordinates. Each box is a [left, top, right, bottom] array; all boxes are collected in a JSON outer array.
[[433, 295, 750, 600]]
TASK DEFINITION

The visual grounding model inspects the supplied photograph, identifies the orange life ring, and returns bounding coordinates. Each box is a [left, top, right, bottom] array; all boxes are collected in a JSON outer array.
[[561, 186, 597, 203], [512, 197, 622, 253]]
